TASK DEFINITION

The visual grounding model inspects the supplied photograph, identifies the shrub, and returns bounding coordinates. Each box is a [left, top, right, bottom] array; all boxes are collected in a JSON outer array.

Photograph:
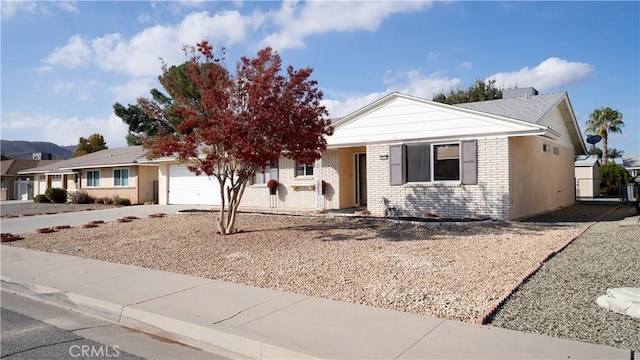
[[267, 179, 279, 188], [70, 191, 94, 204], [102, 197, 114, 205], [113, 197, 131, 206], [34, 194, 50, 203], [600, 162, 632, 195], [94, 197, 104, 204], [45, 187, 67, 203]]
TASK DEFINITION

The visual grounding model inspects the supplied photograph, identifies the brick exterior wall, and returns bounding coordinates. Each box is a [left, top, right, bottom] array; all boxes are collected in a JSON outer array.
[[239, 150, 341, 210], [366, 138, 510, 220]]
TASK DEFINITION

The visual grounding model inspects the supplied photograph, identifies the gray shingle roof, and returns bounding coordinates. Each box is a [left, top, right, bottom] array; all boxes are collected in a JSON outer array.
[[1, 159, 59, 175], [19, 146, 147, 173], [622, 155, 640, 169], [575, 157, 600, 167], [454, 92, 566, 124]]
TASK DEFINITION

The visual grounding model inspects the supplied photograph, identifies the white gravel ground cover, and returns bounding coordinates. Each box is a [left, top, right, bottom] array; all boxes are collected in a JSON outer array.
[[7, 211, 589, 322], [1, 202, 116, 218], [490, 204, 640, 353]]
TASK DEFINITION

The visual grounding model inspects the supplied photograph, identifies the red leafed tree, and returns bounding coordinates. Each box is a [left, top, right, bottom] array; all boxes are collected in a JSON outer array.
[[142, 41, 333, 234]]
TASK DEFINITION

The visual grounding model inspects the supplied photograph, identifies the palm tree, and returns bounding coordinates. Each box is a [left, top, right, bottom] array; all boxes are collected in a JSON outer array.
[[585, 107, 624, 163], [606, 148, 624, 160]]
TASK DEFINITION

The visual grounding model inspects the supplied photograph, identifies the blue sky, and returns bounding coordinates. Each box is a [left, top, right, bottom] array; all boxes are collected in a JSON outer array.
[[2, 1, 639, 156]]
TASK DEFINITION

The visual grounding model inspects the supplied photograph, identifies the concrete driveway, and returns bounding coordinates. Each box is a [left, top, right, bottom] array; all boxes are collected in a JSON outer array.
[[0, 205, 213, 234]]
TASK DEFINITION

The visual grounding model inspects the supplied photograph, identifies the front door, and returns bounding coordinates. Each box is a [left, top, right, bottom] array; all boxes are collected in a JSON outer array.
[[355, 153, 367, 207], [15, 180, 31, 200]]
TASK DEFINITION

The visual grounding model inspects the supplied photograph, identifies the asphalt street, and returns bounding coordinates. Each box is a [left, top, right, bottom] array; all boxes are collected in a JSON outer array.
[[0, 291, 231, 360], [1, 308, 142, 360]]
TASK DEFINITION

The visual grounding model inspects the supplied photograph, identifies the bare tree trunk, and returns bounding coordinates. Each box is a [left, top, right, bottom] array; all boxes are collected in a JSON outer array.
[[216, 177, 227, 235], [601, 132, 608, 163], [215, 174, 248, 235]]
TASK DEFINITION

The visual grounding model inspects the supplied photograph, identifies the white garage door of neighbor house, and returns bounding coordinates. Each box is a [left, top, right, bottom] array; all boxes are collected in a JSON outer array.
[[168, 165, 222, 205]]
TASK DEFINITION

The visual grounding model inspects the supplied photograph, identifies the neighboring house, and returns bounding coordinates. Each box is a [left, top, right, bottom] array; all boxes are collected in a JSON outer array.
[[1, 159, 59, 200], [19, 147, 159, 204], [155, 87, 586, 220], [621, 155, 640, 178], [575, 157, 601, 198]]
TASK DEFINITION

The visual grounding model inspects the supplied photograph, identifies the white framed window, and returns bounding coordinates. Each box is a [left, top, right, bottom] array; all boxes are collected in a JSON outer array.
[[253, 160, 278, 184], [405, 142, 460, 182], [433, 143, 460, 181], [296, 162, 314, 177], [87, 170, 100, 187], [114, 168, 129, 187]]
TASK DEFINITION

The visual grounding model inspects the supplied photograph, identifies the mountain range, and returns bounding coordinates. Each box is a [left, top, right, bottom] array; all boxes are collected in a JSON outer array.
[[0, 140, 76, 160]]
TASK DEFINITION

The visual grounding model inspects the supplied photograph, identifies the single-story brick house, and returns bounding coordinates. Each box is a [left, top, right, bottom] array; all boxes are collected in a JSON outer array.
[[155, 87, 586, 220], [19, 146, 159, 204]]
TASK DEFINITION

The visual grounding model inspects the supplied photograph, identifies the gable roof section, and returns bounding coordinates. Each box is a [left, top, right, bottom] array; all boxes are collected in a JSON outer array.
[[622, 155, 640, 170], [18, 146, 151, 174], [575, 157, 600, 167], [1, 159, 59, 176], [454, 93, 565, 124], [327, 92, 556, 148], [456, 92, 586, 154]]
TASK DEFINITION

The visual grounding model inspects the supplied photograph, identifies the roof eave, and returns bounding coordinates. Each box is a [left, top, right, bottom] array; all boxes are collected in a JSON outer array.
[[61, 162, 140, 170], [326, 128, 547, 149]]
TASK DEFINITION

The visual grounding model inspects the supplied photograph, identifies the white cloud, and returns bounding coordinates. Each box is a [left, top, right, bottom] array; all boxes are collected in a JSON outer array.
[[322, 91, 389, 118], [52, 80, 75, 95], [43, 10, 260, 77], [137, 12, 152, 23], [1, 1, 38, 20], [35, 65, 54, 74], [1, 0, 76, 20], [45, 34, 92, 68], [109, 78, 156, 103], [459, 61, 472, 71], [2, 112, 129, 148], [261, 1, 432, 50], [55, 1, 79, 14], [489, 57, 595, 91], [325, 69, 461, 118]]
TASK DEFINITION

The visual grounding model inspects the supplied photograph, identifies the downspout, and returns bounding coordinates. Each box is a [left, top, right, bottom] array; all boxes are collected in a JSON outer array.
[[314, 157, 324, 211]]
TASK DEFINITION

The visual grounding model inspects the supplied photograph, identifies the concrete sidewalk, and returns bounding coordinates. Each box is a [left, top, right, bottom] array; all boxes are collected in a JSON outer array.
[[1, 246, 630, 359]]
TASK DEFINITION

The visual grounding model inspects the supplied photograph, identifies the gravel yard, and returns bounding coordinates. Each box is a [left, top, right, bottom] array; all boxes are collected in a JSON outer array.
[[490, 204, 640, 353], [5, 204, 607, 323], [1, 202, 116, 218]]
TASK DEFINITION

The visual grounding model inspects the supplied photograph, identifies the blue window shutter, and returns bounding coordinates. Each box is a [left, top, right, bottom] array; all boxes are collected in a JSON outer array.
[[389, 145, 406, 185], [461, 140, 478, 185]]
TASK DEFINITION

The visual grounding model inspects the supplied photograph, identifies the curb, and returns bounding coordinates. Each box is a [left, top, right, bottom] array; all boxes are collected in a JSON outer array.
[[0, 275, 317, 360], [474, 203, 624, 325]]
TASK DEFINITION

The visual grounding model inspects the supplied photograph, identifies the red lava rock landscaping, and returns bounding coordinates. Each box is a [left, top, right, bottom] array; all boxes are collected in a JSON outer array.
[[116, 218, 132, 223], [147, 213, 166, 218], [82, 223, 99, 228], [1, 233, 23, 242], [35, 228, 56, 234], [54, 225, 71, 230], [89, 220, 105, 225]]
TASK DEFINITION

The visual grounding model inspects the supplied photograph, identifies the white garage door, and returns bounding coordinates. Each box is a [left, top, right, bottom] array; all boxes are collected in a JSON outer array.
[[168, 165, 222, 205]]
